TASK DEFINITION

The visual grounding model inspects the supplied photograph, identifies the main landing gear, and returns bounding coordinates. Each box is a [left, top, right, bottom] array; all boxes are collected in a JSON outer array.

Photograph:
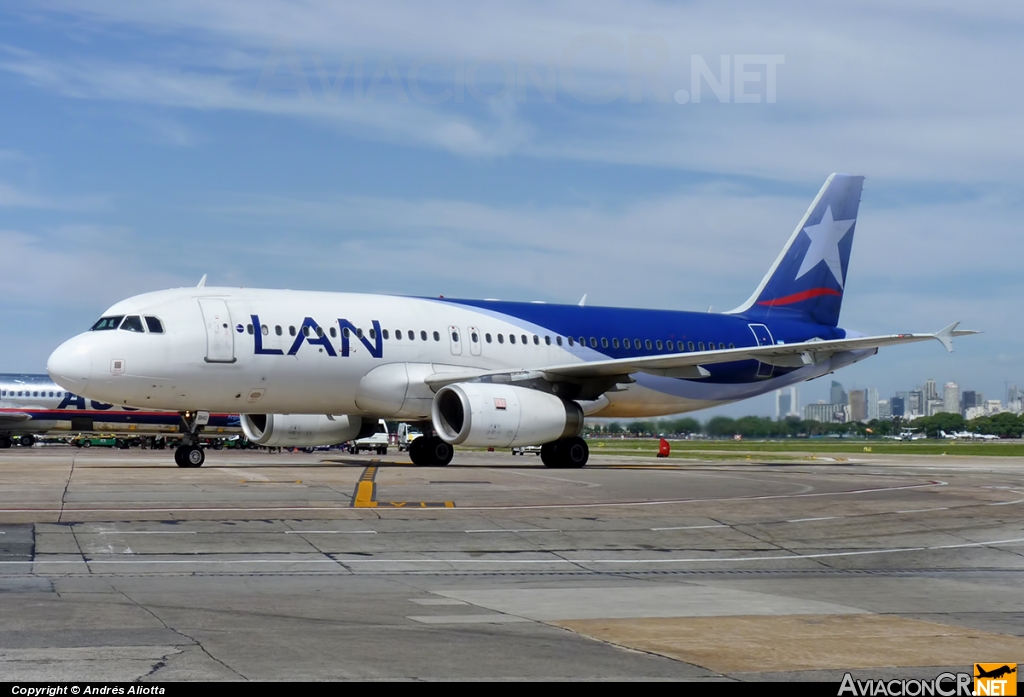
[[540, 437, 589, 469], [408, 436, 454, 467]]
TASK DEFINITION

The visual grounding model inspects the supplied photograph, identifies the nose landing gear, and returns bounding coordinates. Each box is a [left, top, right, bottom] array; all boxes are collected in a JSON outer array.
[[174, 410, 210, 468], [174, 444, 205, 468]]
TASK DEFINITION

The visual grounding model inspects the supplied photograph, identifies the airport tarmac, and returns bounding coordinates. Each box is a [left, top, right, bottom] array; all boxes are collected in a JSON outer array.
[[0, 446, 1021, 681]]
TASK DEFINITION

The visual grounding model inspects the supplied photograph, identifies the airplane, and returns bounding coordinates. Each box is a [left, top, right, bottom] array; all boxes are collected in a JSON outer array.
[[941, 430, 999, 441], [0, 373, 240, 448], [45, 174, 977, 469]]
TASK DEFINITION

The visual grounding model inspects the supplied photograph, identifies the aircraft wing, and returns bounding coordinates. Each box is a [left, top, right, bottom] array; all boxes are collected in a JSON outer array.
[[0, 411, 33, 425], [424, 323, 977, 389]]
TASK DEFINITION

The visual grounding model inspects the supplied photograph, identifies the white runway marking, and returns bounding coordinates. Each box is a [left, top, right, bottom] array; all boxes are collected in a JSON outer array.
[[786, 516, 841, 523], [990, 498, 1024, 506], [895, 507, 949, 514], [465, 529, 559, 533], [0, 479, 948, 514], [650, 524, 729, 531], [97, 531, 197, 535], [4, 536, 1022, 567], [285, 530, 377, 534], [218, 468, 270, 481]]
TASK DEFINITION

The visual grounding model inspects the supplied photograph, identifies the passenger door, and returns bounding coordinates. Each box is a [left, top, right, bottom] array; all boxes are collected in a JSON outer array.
[[198, 298, 236, 364], [747, 323, 774, 378]]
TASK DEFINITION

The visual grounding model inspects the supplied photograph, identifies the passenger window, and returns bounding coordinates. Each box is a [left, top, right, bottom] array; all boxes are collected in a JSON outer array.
[[545, 336, 551, 345], [343, 327, 350, 338], [144, 316, 164, 334], [688, 341, 695, 351], [509, 334, 516, 344], [395, 330, 402, 340], [316, 327, 324, 338], [634, 339, 641, 349], [612, 338, 620, 348], [678, 341, 685, 351], [408, 330, 415, 341], [698, 342, 705, 351], [262, 325, 269, 336], [275, 325, 282, 336], [556, 336, 563, 346], [729, 343, 735, 349], [382, 329, 390, 340], [91, 315, 124, 331], [656, 340, 663, 350], [533, 335, 539, 345], [719, 342, 725, 350], [451, 331, 459, 342], [485, 333, 492, 343], [590, 337, 597, 348], [421, 330, 428, 341], [433, 331, 440, 341], [247, 324, 255, 335], [331, 327, 338, 338], [301, 326, 309, 337], [471, 332, 479, 343], [357, 328, 364, 338], [601, 338, 608, 348], [522, 334, 528, 345], [645, 339, 652, 350], [497, 334, 504, 344], [289, 326, 296, 336], [578, 337, 585, 346], [567, 336, 574, 346]]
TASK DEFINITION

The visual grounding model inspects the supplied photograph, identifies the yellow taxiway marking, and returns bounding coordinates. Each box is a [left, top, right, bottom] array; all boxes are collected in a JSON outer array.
[[351, 465, 454, 508]]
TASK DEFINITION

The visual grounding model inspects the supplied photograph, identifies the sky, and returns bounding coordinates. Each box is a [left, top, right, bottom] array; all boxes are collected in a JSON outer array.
[[1, 1, 1021, 420]]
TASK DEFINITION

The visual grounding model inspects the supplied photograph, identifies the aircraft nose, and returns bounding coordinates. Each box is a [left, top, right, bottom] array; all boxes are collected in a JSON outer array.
[[47, 336, 93, 389]]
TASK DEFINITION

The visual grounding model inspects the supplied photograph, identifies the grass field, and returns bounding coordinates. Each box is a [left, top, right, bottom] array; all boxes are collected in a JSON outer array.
[[587, 438, 1024, 458]]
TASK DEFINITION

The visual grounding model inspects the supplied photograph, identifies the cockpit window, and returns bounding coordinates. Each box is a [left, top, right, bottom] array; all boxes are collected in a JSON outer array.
[[119, 315, 145, 333], [144, 316, 164, 334], [91, 315, 124, 331]]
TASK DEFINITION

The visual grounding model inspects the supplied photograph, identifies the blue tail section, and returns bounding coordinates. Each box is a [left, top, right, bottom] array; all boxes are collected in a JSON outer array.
[[728, 173, 864, 327]]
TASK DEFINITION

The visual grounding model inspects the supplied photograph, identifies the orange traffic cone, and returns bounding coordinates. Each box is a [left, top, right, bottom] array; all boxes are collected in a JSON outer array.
[[657, 438, 670, 458]]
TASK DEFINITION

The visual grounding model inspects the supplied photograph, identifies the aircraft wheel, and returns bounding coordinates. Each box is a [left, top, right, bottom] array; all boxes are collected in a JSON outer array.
[[429, 438, 453, 466], [19, 434, 35, 447], [540, 441, 561, 467], [175, 445, 205, 468], [408, 437, 427, 465], [561, 437, 589, 468]]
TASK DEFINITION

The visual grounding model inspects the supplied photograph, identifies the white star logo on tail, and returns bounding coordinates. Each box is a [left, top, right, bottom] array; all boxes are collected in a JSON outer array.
[[795, 205, 856, 288]]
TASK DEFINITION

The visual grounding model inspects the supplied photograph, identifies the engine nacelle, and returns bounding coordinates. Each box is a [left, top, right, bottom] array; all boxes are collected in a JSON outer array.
[[431, 383, 584, 448], [240, 414, 373, 447]]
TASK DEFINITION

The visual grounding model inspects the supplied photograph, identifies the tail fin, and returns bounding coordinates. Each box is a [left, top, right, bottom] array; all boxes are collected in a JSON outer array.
[[728, 173, 864, 327]]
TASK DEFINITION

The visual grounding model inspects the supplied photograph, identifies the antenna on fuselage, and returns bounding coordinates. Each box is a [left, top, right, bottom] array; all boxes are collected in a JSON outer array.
[[197, 274, 207, 288], [578, 294, 587, 307]]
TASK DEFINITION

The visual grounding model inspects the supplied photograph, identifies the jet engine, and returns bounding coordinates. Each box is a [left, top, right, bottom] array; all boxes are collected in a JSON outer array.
[[240, 414, 374, 447], [431, 383, 584, 448]]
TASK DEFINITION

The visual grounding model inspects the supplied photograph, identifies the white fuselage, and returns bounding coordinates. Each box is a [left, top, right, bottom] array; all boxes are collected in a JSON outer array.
[[47, 287, 861, 420]]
